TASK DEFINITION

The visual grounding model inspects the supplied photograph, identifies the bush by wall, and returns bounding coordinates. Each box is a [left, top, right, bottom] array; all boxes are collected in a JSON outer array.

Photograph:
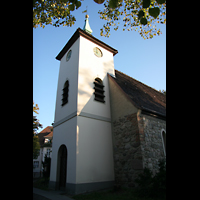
[[134, 159, 166, 199]]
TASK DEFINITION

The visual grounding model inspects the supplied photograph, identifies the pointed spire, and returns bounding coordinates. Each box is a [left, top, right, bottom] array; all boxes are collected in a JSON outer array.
[[83, 14, 93, 35]]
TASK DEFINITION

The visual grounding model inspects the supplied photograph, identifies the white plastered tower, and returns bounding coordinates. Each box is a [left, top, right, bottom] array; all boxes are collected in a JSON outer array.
[[49, 15, 118, 194]]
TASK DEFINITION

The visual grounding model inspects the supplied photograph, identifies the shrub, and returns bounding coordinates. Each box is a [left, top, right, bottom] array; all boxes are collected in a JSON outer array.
[[134, 159, 166, 199], [42, 154, 51, 179]]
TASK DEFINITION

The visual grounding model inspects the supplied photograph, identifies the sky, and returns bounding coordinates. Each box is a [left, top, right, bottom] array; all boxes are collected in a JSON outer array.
[[33, 1, 166, 133]]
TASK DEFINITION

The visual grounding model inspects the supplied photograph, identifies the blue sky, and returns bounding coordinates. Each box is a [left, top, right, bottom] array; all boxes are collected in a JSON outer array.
[[33, 1, 166, 132]]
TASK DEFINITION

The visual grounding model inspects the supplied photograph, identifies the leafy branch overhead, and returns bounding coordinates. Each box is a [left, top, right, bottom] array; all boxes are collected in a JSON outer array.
[[33, 0, 82, 28], [99, 0, 166, 39], [33, 0, 166, 39]]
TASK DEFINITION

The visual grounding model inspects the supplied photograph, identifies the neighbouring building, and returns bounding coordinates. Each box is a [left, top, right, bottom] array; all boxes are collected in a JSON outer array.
[[33, 126, 53, 178], [49, 15, 166, 194]]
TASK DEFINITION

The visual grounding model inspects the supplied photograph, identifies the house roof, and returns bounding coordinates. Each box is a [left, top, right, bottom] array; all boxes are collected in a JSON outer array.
[[38, 126, 53, 146], [56, 28, 118, 60], [109, 70, 166, 118]]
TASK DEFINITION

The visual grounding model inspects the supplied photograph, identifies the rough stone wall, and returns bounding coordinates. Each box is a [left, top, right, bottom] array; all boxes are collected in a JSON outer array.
[[112, 111, 166, 187], [137, 112, 166, 175], [112, 113, 143, 187]]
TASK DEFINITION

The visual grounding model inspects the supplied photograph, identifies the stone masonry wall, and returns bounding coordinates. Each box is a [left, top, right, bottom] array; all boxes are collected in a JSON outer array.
[[112, 113, 143, 187], [137, 112, 166, 175], [112, 112, 166, 187]]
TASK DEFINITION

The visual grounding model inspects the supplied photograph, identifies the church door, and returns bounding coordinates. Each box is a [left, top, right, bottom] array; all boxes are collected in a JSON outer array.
[[58, 145, 67, 190]]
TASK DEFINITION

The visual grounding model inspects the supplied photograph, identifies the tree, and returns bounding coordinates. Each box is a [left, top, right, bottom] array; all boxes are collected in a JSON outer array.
[[33, 0, 166, 39], [33, 135, 40, 159], [99, 0, 166, 39], [33, 101, 43, 159], [42, 154, 51, 179], [159, 89, 166, 95]]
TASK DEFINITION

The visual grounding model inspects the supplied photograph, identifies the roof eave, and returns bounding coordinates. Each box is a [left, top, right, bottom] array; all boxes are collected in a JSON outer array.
[[108, 73, 141, 110], [56, 28, 118, 61], [108, 73, 166, 120], [141, 107, 166, 120]]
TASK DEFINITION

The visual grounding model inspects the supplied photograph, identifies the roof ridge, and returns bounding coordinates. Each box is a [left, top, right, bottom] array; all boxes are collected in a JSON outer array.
[[39, 126, 53, 134], [115, 69, 165, 96]]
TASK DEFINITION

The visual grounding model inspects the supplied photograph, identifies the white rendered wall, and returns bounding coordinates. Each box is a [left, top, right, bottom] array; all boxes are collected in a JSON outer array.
[[51, 33, 116, 188], [77, 35, 115, 118], [76, 116, 114, 184], [50, 116, 77, 184], [54, 38, 80, 124]]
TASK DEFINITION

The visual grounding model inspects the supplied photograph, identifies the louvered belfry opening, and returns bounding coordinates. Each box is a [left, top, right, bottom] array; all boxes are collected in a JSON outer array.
[[62, 80, 69, 106], [93, 78, 105, 103]]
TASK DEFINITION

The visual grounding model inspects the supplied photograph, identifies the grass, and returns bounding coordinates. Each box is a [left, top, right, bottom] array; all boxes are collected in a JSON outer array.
[[33, 178, 165, 200], [72, 187, 165, 200], [33, 177, 49, 191]]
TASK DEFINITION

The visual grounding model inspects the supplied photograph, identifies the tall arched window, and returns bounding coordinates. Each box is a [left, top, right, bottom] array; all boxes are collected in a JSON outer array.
[[62, 80, 69, 106], [161, 129, 166, 156], [93, 78, 105, 103]]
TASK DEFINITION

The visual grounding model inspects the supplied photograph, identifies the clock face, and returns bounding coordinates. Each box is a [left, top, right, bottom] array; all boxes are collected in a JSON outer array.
[[66, 50, 72, 61], [93, 47, 103, 57]]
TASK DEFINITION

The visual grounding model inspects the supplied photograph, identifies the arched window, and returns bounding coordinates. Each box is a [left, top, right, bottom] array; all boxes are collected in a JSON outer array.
[[161, 129, 166, 156], [62, 80, 69, 106], [93, 78, 105, 103]]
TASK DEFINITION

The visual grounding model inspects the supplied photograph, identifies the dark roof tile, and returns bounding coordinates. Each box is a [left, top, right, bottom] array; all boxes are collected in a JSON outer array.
[[111, 70, 166, 117]]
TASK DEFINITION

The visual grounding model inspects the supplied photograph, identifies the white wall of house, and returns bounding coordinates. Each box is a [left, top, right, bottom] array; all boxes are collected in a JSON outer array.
[[76, 116, 114, 184], [54, 38, 80, 124], [33, 148, 42, 174], [50, 31, 116, 188], [75, 35, 115, 184], [33, 146, 53, 177], [77, 35, 115, 117], [50, 116, 77, 184]]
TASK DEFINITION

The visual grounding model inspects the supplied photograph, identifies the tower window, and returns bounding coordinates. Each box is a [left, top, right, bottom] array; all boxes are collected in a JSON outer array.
[[93, 78, 105, 103], [62, 80, 69, 106]]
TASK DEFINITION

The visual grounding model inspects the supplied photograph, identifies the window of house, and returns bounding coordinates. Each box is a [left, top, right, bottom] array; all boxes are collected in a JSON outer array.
[[161, 129, 166, 156], [93, 78, 105, 103], [62, 80, 69, 106], [47, 149, 51, 157], [45, 138, 50, 143], [33, 161, 39, 168]]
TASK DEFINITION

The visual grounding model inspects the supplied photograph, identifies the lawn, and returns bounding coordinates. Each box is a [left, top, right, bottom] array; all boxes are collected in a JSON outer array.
[[72, 187, 165, 200], [33, 177, 49, 191], [33, 178, 165, 200]]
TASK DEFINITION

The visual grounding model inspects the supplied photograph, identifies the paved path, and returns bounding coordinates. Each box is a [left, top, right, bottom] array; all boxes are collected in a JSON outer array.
[[33, 187, 74, 200]]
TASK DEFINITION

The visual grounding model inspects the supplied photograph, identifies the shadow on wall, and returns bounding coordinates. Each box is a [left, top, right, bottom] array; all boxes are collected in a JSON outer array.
[[77, 59, 114, 115]]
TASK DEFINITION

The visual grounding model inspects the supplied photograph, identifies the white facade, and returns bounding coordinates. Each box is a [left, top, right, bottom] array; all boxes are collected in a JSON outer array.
[[49, 28, 117, 194], [33, 147, 52, 177]]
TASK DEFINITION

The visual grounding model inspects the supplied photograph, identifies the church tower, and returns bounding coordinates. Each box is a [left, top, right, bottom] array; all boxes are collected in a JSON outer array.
[[49, 15, 118, 194]]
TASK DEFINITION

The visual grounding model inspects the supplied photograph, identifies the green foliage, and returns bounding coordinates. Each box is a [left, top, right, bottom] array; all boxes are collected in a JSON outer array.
[[42, 154, 51, 179], [33, 0, 82, 28], [33, 0, 166, 39], [138, 10, 145, 20], [159, 89, 166, 95], [33, 135, 40, 159], [156, 0, 165, 4], [149, 7, 160, 18], [109, 0, 119, 8], [143, 0, 150, 9], [33, 101, 42, 159], [33, 177, 49, 190], [33, 101, 43, 135], [140, 17, 147, 25], [99, 0, 166, 39], [135, 159, 166, 199]]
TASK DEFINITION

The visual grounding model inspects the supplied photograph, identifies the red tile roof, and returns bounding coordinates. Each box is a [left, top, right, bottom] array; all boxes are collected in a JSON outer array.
[[38, 126, 53, 146]]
